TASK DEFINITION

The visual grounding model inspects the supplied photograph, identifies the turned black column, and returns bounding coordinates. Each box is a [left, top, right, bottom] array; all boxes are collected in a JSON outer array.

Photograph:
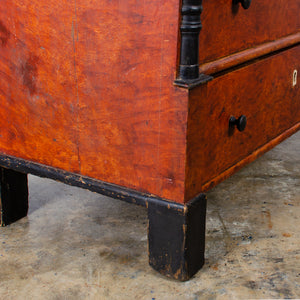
[[148, 194, 207, 281], [0, 167, 28, 226], [179, 0, 203, 80], [174, 0, 212, 88]]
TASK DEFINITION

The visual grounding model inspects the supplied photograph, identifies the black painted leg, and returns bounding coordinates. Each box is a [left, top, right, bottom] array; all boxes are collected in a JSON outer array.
[[0, 167, 28, 226], [148, 194, 207, 281]]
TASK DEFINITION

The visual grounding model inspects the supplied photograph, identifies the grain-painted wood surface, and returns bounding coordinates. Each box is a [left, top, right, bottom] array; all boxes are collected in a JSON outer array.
[[199, 0, 300, 65], [185, 46, 300, 201], [201, 122, 300, 193], [1, 1, 299, 205], [0, 0, 188, 203], [199, 33, 300, 76]]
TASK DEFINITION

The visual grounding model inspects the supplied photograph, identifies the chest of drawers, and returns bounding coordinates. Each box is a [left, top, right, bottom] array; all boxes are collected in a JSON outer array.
[[0, 0, 299, 280]]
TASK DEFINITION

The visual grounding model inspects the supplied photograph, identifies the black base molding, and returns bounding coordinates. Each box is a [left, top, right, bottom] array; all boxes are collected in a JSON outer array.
[[0, 167, 28, 226], [0, 154, 182, 209], [0, 154, 207, 280]]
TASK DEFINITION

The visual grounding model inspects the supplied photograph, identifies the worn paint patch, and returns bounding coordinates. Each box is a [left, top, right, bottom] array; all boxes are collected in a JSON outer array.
[[21, 54, 39, 95]]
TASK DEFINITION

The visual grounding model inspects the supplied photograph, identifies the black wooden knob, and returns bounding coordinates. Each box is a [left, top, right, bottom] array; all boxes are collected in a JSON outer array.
[[238, 0, 252, 9], [229, 115, 247, 132]]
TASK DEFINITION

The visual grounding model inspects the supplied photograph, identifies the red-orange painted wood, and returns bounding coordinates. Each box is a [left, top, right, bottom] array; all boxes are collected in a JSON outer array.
[[185, 46, 300, 201], [0, 0, 299, 205], [199, 0, 300, 65], [74, 0, 188, 201], [201, 122, 300, 193], [0, 0, 188, 203], [199, 33, 300, 75], [0, 1, 79, 171]]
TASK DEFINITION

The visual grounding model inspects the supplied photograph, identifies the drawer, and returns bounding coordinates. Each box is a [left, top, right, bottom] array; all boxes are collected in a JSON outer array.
[[186, 46, 300, 200], [199, 0, 300, 65]]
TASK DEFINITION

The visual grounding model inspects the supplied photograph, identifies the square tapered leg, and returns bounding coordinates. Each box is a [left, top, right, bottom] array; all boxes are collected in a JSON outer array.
[[0, 167, 28, 226]]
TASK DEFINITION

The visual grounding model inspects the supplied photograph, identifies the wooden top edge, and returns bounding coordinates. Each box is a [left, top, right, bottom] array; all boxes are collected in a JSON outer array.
[[199, 32, 300, 75]]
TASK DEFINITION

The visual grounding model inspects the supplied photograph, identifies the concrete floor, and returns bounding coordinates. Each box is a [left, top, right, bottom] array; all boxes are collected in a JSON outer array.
[[0, 132, 299, 299]]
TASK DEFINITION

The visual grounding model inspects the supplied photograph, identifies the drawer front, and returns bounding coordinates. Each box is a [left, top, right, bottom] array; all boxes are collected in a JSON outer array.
[[199, 0, 300, 65], [186, 46, 300, 200]]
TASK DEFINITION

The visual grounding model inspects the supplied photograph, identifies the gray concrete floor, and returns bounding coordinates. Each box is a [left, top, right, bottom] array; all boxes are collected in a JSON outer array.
[[0, 132, 300, 299]]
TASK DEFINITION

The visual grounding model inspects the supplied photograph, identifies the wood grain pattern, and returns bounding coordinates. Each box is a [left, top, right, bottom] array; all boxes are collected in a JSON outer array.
[[199, 0, 300, 65], [0, 1, 80, 171], [74, 0, 188, 201], [0, 0, 188, 203], [0, 1, 299, 205], [201, 122, 300, 192], [185, 46, 300, 202], [199, 33, 300, 76]]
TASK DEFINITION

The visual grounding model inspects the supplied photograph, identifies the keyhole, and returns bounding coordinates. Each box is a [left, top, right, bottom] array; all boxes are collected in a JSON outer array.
[[293, 70, 297, 87]]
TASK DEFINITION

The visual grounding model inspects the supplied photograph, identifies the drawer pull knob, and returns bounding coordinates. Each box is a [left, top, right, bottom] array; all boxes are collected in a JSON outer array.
[[229, 115, 247, 132], [234, 0, 252, 9]]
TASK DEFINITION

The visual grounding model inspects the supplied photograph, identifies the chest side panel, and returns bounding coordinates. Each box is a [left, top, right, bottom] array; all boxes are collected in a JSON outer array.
[[0, 0, 188, 203]]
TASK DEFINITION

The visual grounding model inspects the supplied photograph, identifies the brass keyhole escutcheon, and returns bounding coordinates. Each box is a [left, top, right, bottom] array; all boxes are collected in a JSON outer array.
[[293, 70, 298, 87]]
